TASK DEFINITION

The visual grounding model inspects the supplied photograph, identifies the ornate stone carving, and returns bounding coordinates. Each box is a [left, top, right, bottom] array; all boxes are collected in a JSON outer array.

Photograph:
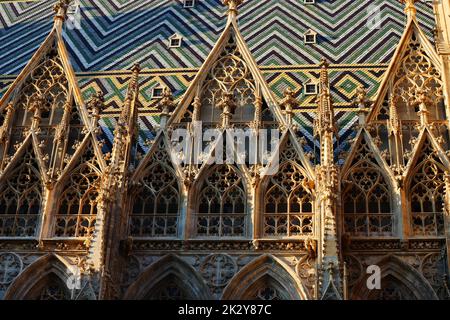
[[0, 253, 23, 285], [200, 254, 237, 294]]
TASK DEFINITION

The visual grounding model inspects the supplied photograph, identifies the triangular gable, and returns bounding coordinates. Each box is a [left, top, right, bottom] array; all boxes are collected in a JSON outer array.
[[132, 131, 183, 182], [341, 129, 394, 183], [56, 133, 103, 189], [0, 135, 44, 185], [0, 9, 106, 178], [167, 8, 286, 127], [0, 28, 84, 122], [368, 18, 444, 123], [403, 127, 450, 180], [261, 129, 315, 181]]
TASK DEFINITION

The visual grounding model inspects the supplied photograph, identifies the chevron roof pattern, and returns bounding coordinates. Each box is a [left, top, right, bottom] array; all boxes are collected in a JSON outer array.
[[0, 0, 436, 74], [0, 0, 438, 158]]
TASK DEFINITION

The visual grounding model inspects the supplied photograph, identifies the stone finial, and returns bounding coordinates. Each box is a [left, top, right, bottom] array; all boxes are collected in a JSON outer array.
[[86, 91, 105, 120], [354, 85, 370, 124], [217, 91, 237, 127], [223, 0, 244, 17], [354, 85, 368, 108], [280, 88, 299, 124], [126, 63, 141, 100], [319, 58, 330, 85], [398, 0, 418, 20], [53, 0, 72, 21], [157, 87, 176, 116]]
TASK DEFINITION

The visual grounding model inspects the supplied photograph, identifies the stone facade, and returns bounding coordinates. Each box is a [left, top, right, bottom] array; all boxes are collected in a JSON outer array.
[[0, 0, 449, 300]]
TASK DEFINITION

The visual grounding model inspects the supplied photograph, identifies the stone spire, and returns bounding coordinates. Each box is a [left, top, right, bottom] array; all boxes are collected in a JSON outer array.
[[315, 58, 337, 166], [111, 63, 141, 169], [314, 58, 343, 300], [89, 64, 141, 299]]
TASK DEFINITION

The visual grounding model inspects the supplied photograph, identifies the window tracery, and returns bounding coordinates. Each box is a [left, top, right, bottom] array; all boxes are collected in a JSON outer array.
[[13, 48, 69, 128], [391, 33, 444, 122], [200, 32, 255, 124], [54, 147, 100, 238], [39, 281, 71, 300], [263, 140, 313, 237], [242, 276, 289, 300], [129, 143, 180, 238], [0, 148, 42, 237], [409, 139, 445, 237], [255, 287, 280, 300], [367, 277, 416, 300], [145, 280, 187, 300], [195, 165, 247, 237], [343, 138, 393, 237]]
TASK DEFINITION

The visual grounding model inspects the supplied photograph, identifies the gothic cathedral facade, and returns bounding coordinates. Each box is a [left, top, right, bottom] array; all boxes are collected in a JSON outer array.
[[0, 0, 450, 300]]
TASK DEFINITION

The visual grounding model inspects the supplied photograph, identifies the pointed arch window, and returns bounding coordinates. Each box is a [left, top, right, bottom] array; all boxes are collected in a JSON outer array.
[[263, 160, 314, 237], [24, 274, 71, 300], [244, 277, 291, 300], [342, 139, 393, 237], [38, 280, 71, 300], [145, 279, 187, 300], [54, 156, 100, 238], [343, 166, 393, 237], [409, 140, 445, 237], [129, 157, 181, 238], [195, 165, 247, 237], [0, 149, 42, 237]]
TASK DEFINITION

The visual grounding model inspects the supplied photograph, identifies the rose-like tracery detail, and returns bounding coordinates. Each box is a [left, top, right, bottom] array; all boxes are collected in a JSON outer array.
[[200, 32, 255, 123]]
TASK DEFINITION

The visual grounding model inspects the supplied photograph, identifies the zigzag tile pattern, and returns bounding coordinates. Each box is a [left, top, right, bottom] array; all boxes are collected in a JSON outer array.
[[0, 0, 438, 158], [0, 0, 436, 74]]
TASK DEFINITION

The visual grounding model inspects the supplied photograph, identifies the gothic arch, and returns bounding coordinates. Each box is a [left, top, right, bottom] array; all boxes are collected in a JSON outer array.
[[404, 133, 448, 237], [341, 131, 396, 237], [351, 255, 438, 300], [129, 135, 183, 238], [222, 254, 307, 300], [4, 254, 74, 300], [0, 143, 44, 237], [123, 254, 212, 300], [189, 164, 249, 238], [257, 133, 315, 238], [51, 139, 102, 238]]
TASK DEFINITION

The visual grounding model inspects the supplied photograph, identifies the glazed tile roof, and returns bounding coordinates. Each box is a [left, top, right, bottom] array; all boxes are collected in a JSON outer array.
[[0, 0, 436, 74], [0, 0, 438, 158]]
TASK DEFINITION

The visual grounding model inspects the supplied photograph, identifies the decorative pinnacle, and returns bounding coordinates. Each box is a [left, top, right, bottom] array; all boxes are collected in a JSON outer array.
[[398, 0, 418, 20], [280, 88, 299, 114], [128, 63, 141, 94], [319, 58, 330, 94], [156, 87, 176, 116], [223, 0, 244, 16], [131, 63, 141, 75], [53, 0, 72, 21], [86, 91, 105, 119]]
